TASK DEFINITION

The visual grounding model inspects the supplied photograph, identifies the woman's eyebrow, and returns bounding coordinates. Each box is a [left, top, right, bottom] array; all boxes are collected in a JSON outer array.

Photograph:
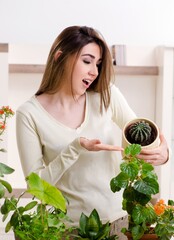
[[82, 53, 102, 61]]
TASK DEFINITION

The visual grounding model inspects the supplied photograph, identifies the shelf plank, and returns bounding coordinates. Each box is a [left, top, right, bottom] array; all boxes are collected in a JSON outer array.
[[0, 43, 8, 52], [5, 188, 32, 198], [115, 66, 159, 76], [9, 64, 45, 73], [9, 64, 159, 76]]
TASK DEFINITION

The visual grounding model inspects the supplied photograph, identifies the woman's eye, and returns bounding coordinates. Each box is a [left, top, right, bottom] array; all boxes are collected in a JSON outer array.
[[83, 60, 91, 64]]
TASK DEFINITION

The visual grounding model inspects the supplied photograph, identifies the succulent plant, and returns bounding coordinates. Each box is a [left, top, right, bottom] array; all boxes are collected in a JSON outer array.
[[127, 120, 152, 145], [77, 209, 118, 239]]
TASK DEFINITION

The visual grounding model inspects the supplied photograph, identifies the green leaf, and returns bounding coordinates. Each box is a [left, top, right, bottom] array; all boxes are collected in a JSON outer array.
[[0, 182, 5, 198], [0, 162, 14, 176], [132, 205, 147, 224], [24, 201, 38, 211], [96, 222, 110, 239], [0, 148, 7, 153], [142, 161, 154, 172], [110, 172, 129, 192], [1, 197, 17, 215], [26, 172, 66, 212], [86, 209, 100, 237], [133, 177, 159, 195], [124, 144, 141, 156], [47, 215, 61, 228], [168, 199, 174, 206], [120, 162, 139, 180], [145, 206, 157, 223], [131, 225, 144, 240], [10, 211, 20, 228], [0, 179, 12, 193], [5, 221, 12, 233], [79, 212, 88, 236], [123, 187, 150, 205]]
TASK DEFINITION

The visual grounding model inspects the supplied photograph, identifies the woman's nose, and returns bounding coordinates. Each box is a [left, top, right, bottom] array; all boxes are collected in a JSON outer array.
[[89, 65, 98, 77]]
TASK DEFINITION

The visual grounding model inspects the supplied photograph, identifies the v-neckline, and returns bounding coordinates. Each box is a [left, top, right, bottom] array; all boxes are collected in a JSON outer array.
[[33, 92, 89, 132]]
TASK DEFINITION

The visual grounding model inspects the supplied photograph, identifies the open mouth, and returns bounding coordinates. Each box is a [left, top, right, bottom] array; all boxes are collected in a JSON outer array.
[[82, 79, 90, 87]]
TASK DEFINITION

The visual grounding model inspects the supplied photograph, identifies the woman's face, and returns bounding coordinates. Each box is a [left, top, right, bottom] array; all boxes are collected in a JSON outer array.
[[72, 42, 102, 96]]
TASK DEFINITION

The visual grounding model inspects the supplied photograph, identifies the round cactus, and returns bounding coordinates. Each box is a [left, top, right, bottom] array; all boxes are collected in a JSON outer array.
[[128, 120, 152, 144]]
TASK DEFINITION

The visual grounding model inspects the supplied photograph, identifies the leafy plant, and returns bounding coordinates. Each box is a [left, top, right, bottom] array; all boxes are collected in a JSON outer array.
[[110, 144, 174, 240], [1, 172, 74, 240], [75, 208, 118, 240], [0, 106, 15, 198], [153, 199, 174, 240]]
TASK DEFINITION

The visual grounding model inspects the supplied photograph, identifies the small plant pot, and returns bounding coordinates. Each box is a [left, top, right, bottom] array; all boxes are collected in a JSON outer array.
[[14, 235, 20, 240], [122, 118, 160, 149], [125, 231, 159, 240]]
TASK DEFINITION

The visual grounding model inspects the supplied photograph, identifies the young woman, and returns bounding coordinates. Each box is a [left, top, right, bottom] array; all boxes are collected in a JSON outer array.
[[16, 26, 169, 239]]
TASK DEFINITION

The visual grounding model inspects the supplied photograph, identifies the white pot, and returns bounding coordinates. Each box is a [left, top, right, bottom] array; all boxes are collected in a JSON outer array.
[[122, 118, 160, 149]]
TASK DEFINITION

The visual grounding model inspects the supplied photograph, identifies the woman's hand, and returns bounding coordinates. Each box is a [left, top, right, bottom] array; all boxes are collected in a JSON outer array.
[[137, 132, 169, 166], [80, 137, 123, 152]]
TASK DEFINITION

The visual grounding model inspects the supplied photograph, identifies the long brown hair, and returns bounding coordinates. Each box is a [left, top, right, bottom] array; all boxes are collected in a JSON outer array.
[[36, 26, 114, 112]]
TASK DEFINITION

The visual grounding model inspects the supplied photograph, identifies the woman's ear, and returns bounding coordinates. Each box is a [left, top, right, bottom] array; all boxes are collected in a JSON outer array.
[[54, 50, 62, 61]]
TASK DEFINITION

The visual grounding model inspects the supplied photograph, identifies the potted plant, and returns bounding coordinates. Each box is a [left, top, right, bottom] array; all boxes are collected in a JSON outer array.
[[74, 208, 118, 239], [1, 173, 119, 240], [122, 118, 160, 149], [1, 172, 75, 240], [0, 106, 15, 198], [110, 144, 174, 240]]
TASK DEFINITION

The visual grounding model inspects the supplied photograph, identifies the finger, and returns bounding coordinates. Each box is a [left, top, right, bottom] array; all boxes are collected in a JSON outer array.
[[95, 143, 123, 151], [159, 132, 167, 145]]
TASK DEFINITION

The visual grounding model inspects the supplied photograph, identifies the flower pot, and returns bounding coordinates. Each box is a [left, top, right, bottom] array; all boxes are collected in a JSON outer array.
[[125, 231, 159, 240], [122, 118, 160, 150]]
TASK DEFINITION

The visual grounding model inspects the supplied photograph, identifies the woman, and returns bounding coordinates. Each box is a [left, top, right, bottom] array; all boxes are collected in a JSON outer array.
[[16, 26, 169, 239]]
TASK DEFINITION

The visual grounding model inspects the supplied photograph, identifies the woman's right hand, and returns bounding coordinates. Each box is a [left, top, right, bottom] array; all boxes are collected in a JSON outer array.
[[80, 137, 123, 152]]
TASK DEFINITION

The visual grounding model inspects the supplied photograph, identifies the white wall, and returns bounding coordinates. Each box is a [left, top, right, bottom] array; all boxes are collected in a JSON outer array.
[[1, 0, 174, 46]]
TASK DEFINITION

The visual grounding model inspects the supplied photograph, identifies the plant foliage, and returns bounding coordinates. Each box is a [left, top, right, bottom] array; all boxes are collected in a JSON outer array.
[[75, 209, 118, 240], [110, 144, 174, 239], [0, 106, 15, 198], [1, 172, 73, 240]]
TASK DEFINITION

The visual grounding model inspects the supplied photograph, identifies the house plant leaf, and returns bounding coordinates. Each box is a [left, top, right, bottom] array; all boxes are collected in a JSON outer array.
[[26, 172, 66, 212], [0, 182, 5, 198], [133, 177, 159, 195], [120, 161, 139, 180], [86, 209, 100, 237], [0, 179, 13, 193], [131, 225, 144, 240], [124, 143, 141, 156], [110, 172, 129, 192], [79, 212, 88, 236], [0, 162, 14, 177]]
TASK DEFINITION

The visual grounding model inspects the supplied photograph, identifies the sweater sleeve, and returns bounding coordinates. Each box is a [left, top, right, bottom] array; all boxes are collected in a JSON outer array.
[[16, 111, 85, 185], [110, 85, 137, 129]]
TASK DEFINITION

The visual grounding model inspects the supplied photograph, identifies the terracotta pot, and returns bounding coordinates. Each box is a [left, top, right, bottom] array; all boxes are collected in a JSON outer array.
[[122, 118, 160, 150], [125, 231, 159, 240]]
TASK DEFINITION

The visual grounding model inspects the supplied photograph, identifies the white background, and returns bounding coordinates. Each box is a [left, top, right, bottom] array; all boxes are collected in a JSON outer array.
[[0, 0, 174, 46]]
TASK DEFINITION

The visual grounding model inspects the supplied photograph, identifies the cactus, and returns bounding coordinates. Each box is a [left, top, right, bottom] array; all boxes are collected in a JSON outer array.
[[128, 120, 152, 145]]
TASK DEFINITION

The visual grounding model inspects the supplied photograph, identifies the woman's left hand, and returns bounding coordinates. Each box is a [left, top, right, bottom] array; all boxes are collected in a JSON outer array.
[[137, 132, 169, 166], [80, 137, 123, 152]]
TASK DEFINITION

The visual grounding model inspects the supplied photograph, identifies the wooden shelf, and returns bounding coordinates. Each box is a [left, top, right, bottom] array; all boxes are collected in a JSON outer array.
[[115, 66, 158, 76], [0, 43, 8, 52], [5, 188, 32, 198], [9, 64, 159, 76], [9, 64, 45, 74]]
